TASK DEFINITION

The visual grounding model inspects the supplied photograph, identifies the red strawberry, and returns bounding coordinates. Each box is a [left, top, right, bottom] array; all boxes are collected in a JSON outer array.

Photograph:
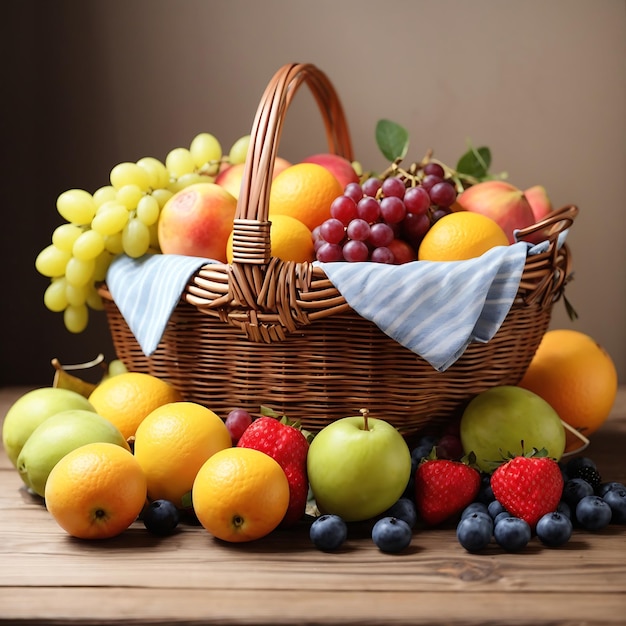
[[490, 451, 564, 529], [415, 459, 481, 526], [237, 412, 310, 527]]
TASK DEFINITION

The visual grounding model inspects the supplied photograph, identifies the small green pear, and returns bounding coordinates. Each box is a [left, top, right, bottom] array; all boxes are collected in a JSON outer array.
[[2, 387, 96, 468], [16, 409, 130, 497]]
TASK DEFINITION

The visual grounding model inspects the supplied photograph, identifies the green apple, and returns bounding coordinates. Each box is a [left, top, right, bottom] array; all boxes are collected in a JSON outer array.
[[460, 385, 566, 473], [307, 411, 412, 522], [16, 409, 129, 497], [2, 387, 96, 468]]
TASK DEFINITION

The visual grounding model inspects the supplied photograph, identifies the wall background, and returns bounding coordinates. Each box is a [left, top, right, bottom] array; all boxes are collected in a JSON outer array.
[[2, 0, 625, 385]]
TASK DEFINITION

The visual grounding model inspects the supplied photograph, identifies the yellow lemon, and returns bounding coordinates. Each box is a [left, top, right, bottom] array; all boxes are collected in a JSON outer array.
[[418, 211, 509, 261], [88, 372, 182, 441], [133, 401, 232, 508]]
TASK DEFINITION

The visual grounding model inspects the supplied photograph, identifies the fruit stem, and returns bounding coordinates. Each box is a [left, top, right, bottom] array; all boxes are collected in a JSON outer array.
[[360, 408, 370, 431], [52, 353, 105, 371]]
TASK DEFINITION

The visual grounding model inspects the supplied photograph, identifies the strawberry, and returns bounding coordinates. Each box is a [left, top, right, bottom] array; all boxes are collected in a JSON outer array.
[[414, 458, 481, 526], [237, 410, 310, 527], [490, 450, 564, 529]]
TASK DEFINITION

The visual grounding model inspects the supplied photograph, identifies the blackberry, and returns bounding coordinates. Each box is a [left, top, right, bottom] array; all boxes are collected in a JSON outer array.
[[565, 456, 602, 487], [570, 465, 602, 488]]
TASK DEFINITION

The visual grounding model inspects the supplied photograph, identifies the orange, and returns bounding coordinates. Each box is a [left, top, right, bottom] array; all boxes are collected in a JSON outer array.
[[88, 372, 182, 441], [418, 211, 509, 261], [268, 162, 343, 232], [44, 442, 147, 539], [133, 401, 232, 508], [226, 213, 315, 264], [519, 329, 618, 449], [192, 447, 289, 542]]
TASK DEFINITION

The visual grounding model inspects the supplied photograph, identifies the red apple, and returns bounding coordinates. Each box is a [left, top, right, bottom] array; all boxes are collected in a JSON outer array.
[[524, 185, 553, 222], [523, 184, 555, 244], [388, 239, 417, 264], [272, 157, 292, 178], [456, 181, 535, 244], [301, 153, 359, 190], [215, 163, 246, 200], [158, 183, 237, 261], [216, 157, 291, 200]]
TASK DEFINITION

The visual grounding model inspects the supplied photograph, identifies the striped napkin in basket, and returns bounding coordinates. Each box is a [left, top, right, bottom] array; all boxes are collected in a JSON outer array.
[[106, 233, 566, 370], [106, 253, 216, 357]]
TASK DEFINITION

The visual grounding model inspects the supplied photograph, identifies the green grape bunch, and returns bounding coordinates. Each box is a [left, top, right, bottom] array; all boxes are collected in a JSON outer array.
[[35, 133, 251, 334]]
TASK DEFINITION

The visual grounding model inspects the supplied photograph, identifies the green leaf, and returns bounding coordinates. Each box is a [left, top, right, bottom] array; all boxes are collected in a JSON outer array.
[[375, 119, 409, 162], [180, 490, 193, 510], [456, 144, 492, 179], [564, 294, 579, 321]]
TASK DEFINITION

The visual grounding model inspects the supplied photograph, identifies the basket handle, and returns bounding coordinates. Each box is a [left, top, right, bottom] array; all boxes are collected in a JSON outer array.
[[516, 203, 579, 308], [516, 203, 578, 241], [231, 63, 353, 265]]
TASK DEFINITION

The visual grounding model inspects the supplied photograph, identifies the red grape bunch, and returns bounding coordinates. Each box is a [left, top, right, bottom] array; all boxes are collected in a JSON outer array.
[[313, 161, 458, 264]]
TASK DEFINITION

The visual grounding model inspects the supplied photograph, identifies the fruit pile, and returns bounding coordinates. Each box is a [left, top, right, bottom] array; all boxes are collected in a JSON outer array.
[[35, 120, 557, 334], [1, 330, 622, 553]]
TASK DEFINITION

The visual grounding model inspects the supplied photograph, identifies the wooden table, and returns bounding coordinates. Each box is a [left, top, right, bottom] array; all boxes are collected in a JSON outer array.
[[1, 385, 625, 625]]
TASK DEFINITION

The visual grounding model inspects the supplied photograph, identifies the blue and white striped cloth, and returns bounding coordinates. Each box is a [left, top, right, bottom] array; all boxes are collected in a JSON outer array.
[[106, 232, 566, 370], [106, 253, 216, 357], [318, 244, 527, 372]]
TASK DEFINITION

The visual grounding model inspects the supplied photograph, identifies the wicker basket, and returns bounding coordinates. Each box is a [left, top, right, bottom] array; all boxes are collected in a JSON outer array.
[[99, 62, 578, 437]]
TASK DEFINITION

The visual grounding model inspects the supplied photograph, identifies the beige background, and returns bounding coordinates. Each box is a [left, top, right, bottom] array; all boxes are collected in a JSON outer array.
[[2, 0, 625, 384]]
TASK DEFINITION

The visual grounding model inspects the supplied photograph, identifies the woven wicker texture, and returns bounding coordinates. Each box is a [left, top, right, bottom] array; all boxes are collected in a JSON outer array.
[[100, 62, 578, 436]]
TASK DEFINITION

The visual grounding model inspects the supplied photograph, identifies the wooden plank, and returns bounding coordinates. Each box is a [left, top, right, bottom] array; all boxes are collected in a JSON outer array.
[[1, 588, 625, 626], [1, 469, 625, 595]]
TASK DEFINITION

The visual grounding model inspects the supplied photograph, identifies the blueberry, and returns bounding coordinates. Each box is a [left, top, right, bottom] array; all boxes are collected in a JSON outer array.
[[488, 499, 507, 519], [602, 488, 626, 524], [372, 517, 412, 553], [461, 502, 489, 519], [404, 438, 438, 499], [565, 456, 597, 475], [575, 495, 612, 531], [493, 517, 531, 552], [536, 512, 573, 547], [456, 512, 493, 552], [411, 436, 438, 467], [596, 481, 625, 497], [142, 499, 180, 536], [402, 476, 416, 501], [476, 473, 495, 504], [309, 514, 347, 552], [494, 511, 511, 526], [556, 500, 571, 519], [562, 477, 594, 508], [384, 497, 418, 529]]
